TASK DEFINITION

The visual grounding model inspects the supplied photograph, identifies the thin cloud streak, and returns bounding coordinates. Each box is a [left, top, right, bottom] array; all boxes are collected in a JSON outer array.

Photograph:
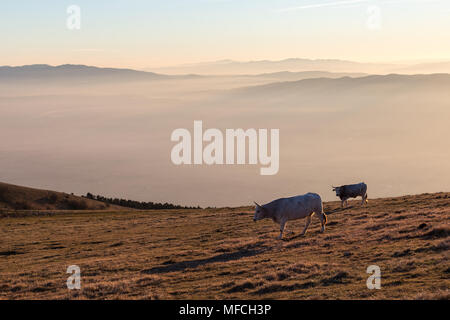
[[277, 0, 370, 12], [278, 0, 445, 12]]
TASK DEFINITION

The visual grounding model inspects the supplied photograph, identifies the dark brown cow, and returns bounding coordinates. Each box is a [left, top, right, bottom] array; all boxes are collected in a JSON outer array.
[[332, 182, 368, 207]]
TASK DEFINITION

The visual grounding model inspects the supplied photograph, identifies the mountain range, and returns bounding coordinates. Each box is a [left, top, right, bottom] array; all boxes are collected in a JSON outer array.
[[146, 58, 450, 75], [0, 64, 167, 82], [3, 61, 450, 83]]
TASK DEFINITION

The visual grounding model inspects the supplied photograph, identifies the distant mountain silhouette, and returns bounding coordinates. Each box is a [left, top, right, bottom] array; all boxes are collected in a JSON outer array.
[[148, 58, 450, 75], [235, 70, 368, 80], [0, 64, 168, 82], [234, 73, 450, 96], [392, 61, 450, 74], [147, 58, 397, 75]]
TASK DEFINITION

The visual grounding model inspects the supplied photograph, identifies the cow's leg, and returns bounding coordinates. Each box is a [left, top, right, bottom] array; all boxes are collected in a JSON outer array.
[[317, 212, 327, 232], [277, 220, 286, 240], [341, 200, 345, 208], [301, 215, 312, 236], [361, 194, 368, 205], [283, 221, 295, 235], [285, 227, 294, 235], [364, 194, 368, 204]]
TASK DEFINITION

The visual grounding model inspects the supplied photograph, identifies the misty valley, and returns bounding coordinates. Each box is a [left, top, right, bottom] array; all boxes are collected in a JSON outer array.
[[0, 67, 449, 207]]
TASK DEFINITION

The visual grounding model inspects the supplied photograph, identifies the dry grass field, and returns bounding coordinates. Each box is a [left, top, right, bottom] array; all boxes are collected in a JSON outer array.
[[0, 192, 449, 300]]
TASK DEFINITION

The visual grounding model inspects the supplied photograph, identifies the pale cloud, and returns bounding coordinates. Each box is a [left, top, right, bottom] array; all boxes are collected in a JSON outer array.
[[277, 0, 370, 12], [72, 49, 105, 52], [277, 0, 444, 12]]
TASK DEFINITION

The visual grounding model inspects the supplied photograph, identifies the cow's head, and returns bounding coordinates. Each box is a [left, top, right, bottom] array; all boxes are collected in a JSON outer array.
[[253, 202, 266, 222], [332, 186, 342, 197]]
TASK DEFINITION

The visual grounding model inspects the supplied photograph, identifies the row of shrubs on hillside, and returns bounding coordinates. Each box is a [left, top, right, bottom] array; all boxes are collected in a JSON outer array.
[[84, 193, 199, 210], [0, 184, 196, 211]]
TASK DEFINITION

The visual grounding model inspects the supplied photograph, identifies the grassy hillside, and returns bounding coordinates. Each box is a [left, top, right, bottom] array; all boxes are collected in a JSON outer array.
[[0, 192, 448, 299], [0, 182, 125, 211]]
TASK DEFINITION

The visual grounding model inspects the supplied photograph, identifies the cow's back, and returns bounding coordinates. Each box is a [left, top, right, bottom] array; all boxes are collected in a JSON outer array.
[[342, 182, 367, 198], [265, 193, 322, 221], [293, 192, 322, 209]]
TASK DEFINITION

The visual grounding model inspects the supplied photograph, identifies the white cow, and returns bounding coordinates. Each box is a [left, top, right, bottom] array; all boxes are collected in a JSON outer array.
[[253, 193, 328, 240]]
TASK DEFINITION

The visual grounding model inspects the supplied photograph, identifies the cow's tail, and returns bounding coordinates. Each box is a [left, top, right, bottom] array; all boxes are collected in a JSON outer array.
[[322, 211, 328, 225], [318, 198, 327, 226]]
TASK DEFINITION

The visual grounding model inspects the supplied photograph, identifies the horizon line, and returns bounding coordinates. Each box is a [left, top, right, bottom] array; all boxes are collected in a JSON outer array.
[[2, 57, 450, 71]]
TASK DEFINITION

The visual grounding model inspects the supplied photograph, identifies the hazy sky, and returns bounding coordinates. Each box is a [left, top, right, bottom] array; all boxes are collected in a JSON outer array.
[[1, 0, 450, 68]]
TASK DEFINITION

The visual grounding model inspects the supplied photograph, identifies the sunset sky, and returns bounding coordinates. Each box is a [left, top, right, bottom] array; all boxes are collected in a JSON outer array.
[[1, 0, 450, 69]]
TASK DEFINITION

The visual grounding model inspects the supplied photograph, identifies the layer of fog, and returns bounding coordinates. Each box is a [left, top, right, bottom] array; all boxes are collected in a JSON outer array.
[[0, 74, 449, 207]]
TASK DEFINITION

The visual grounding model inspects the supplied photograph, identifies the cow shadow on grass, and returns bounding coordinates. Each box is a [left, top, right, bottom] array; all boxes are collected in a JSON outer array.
[[281, 230, 322, 242], [325, 206, 355, 215], [141, 247, 267, 275]]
